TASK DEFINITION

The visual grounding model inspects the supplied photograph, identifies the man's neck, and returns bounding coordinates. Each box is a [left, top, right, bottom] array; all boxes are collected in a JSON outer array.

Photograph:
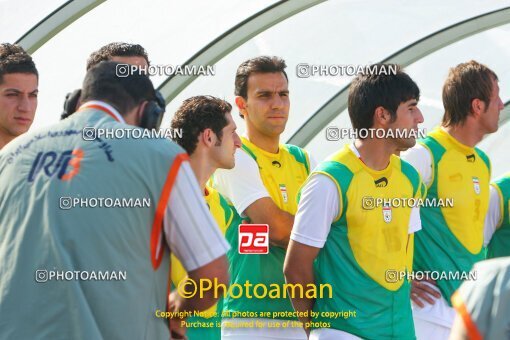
[[0, 132, 14, 150], [188, 153, 216, 194], [246, 127, 279, 154], [443, 124, 483, 148], [354, 138, 395, 171]]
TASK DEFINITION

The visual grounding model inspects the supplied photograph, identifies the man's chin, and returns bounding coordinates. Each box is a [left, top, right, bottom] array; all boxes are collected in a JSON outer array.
[[224, 161, 236, 170], [398, 139, 417, 151]]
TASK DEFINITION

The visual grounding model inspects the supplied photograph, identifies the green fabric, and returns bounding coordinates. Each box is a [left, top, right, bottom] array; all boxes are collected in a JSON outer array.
[[223, 208, 296, 318], [219, 193, 233, 226], [400, 160, 421, 198], [186, 316, 221, 340], [487, 176, 510, 258], [221, 143, 309, 320], [311, 160, 415, 339], [285, 144, 310, 174], [476, 147, 491, 174], [414, 137, 484, 305]]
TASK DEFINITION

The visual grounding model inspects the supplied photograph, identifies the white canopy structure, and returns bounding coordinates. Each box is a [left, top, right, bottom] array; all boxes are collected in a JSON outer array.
[[1, 0, 508, 176]]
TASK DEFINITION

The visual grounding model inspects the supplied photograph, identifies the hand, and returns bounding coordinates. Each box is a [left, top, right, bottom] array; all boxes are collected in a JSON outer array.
[[411, 278, 441, 307], [168, 291, 187, 339]]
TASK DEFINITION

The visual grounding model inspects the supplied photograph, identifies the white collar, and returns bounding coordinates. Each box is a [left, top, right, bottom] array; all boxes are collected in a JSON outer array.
[[349, 143, 361, 158], [77, 100, 126, 123]]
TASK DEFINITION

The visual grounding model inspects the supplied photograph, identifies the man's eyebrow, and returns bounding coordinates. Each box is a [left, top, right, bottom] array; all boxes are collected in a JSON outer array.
[[255, 89, 289, 94], [3, 88, 22, 93], [255, 89, 272, 94], [2, 88, 39, 94]]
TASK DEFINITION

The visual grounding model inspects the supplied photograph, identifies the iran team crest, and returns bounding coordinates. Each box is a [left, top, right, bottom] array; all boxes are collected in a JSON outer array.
[[383, 202, 392, 223], [472, 177, 480, 195], [279, 184, 288, 203]]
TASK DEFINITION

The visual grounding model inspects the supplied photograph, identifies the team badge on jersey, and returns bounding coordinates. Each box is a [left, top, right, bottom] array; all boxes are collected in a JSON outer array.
[[383, 202, 392, 223], [472, 177, 480, 195], [279, 184, 288, 203]]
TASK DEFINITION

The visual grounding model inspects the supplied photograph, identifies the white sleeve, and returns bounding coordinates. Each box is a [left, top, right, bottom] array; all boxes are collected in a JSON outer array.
[[290, 174, 339, 248], [400, 144, 433, 187], [409, 207, 422, 234], [164, 161, 230, 271], [484, 185, 502, 247], [308, 152, 318, 172], [212, 149, 270, 217]]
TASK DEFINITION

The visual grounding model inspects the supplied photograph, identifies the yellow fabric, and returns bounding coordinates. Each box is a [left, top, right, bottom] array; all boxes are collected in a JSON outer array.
[[329, 146, 424, 290], [240, 136, 309, 213], [431, 128, 489, 254], [170, 186, 229, 317]]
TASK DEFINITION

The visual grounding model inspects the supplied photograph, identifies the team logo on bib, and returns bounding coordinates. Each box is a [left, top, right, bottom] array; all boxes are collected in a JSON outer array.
[[279, 184, 288, 203], [374, 177, 388, 187], [383, 203, 392, 223], [472, 177, 480, 195]]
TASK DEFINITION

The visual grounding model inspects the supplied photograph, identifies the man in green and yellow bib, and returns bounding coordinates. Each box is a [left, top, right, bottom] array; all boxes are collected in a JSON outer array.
[[401, 61, 504, 339], [170, 95, 243, 339], [213, 56, 315, 340], [285, 64, 426, 339]]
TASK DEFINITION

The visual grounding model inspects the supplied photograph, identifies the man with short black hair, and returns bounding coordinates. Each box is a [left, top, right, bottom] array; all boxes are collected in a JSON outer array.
[[86, 42, 149, 71], [0, 43, 38, 149], [62, 42, 152, 119], [285, 64, 426, 339], [0, 61, 229, 339], [213, 56, 314, 339]]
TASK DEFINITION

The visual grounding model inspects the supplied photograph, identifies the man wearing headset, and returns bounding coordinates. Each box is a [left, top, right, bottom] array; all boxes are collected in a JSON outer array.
[[0, 61, 229, 339], [62, 42, 155, 119]]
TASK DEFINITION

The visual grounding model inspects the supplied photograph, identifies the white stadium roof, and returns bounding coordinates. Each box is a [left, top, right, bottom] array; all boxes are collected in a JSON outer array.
[[1, 0, 509, 176]]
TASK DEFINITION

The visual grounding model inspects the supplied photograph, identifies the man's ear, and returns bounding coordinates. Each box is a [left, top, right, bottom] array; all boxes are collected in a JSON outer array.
[[200, 128, 214, 147], [373, 106, 390, 127], [136, 101, 149, 124], [235, 96, 248, 118], [470, 98, 485, 118]]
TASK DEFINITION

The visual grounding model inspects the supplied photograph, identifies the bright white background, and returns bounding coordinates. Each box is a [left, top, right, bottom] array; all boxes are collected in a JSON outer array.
[[1, 0, 508, 177]]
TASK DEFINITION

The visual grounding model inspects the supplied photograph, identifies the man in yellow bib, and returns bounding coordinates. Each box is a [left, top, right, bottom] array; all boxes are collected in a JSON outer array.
[[170, 95, 242, 339], [213, 56, 314, 340], [401, 61, 503, 339], [285, 64, 426, 339]]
